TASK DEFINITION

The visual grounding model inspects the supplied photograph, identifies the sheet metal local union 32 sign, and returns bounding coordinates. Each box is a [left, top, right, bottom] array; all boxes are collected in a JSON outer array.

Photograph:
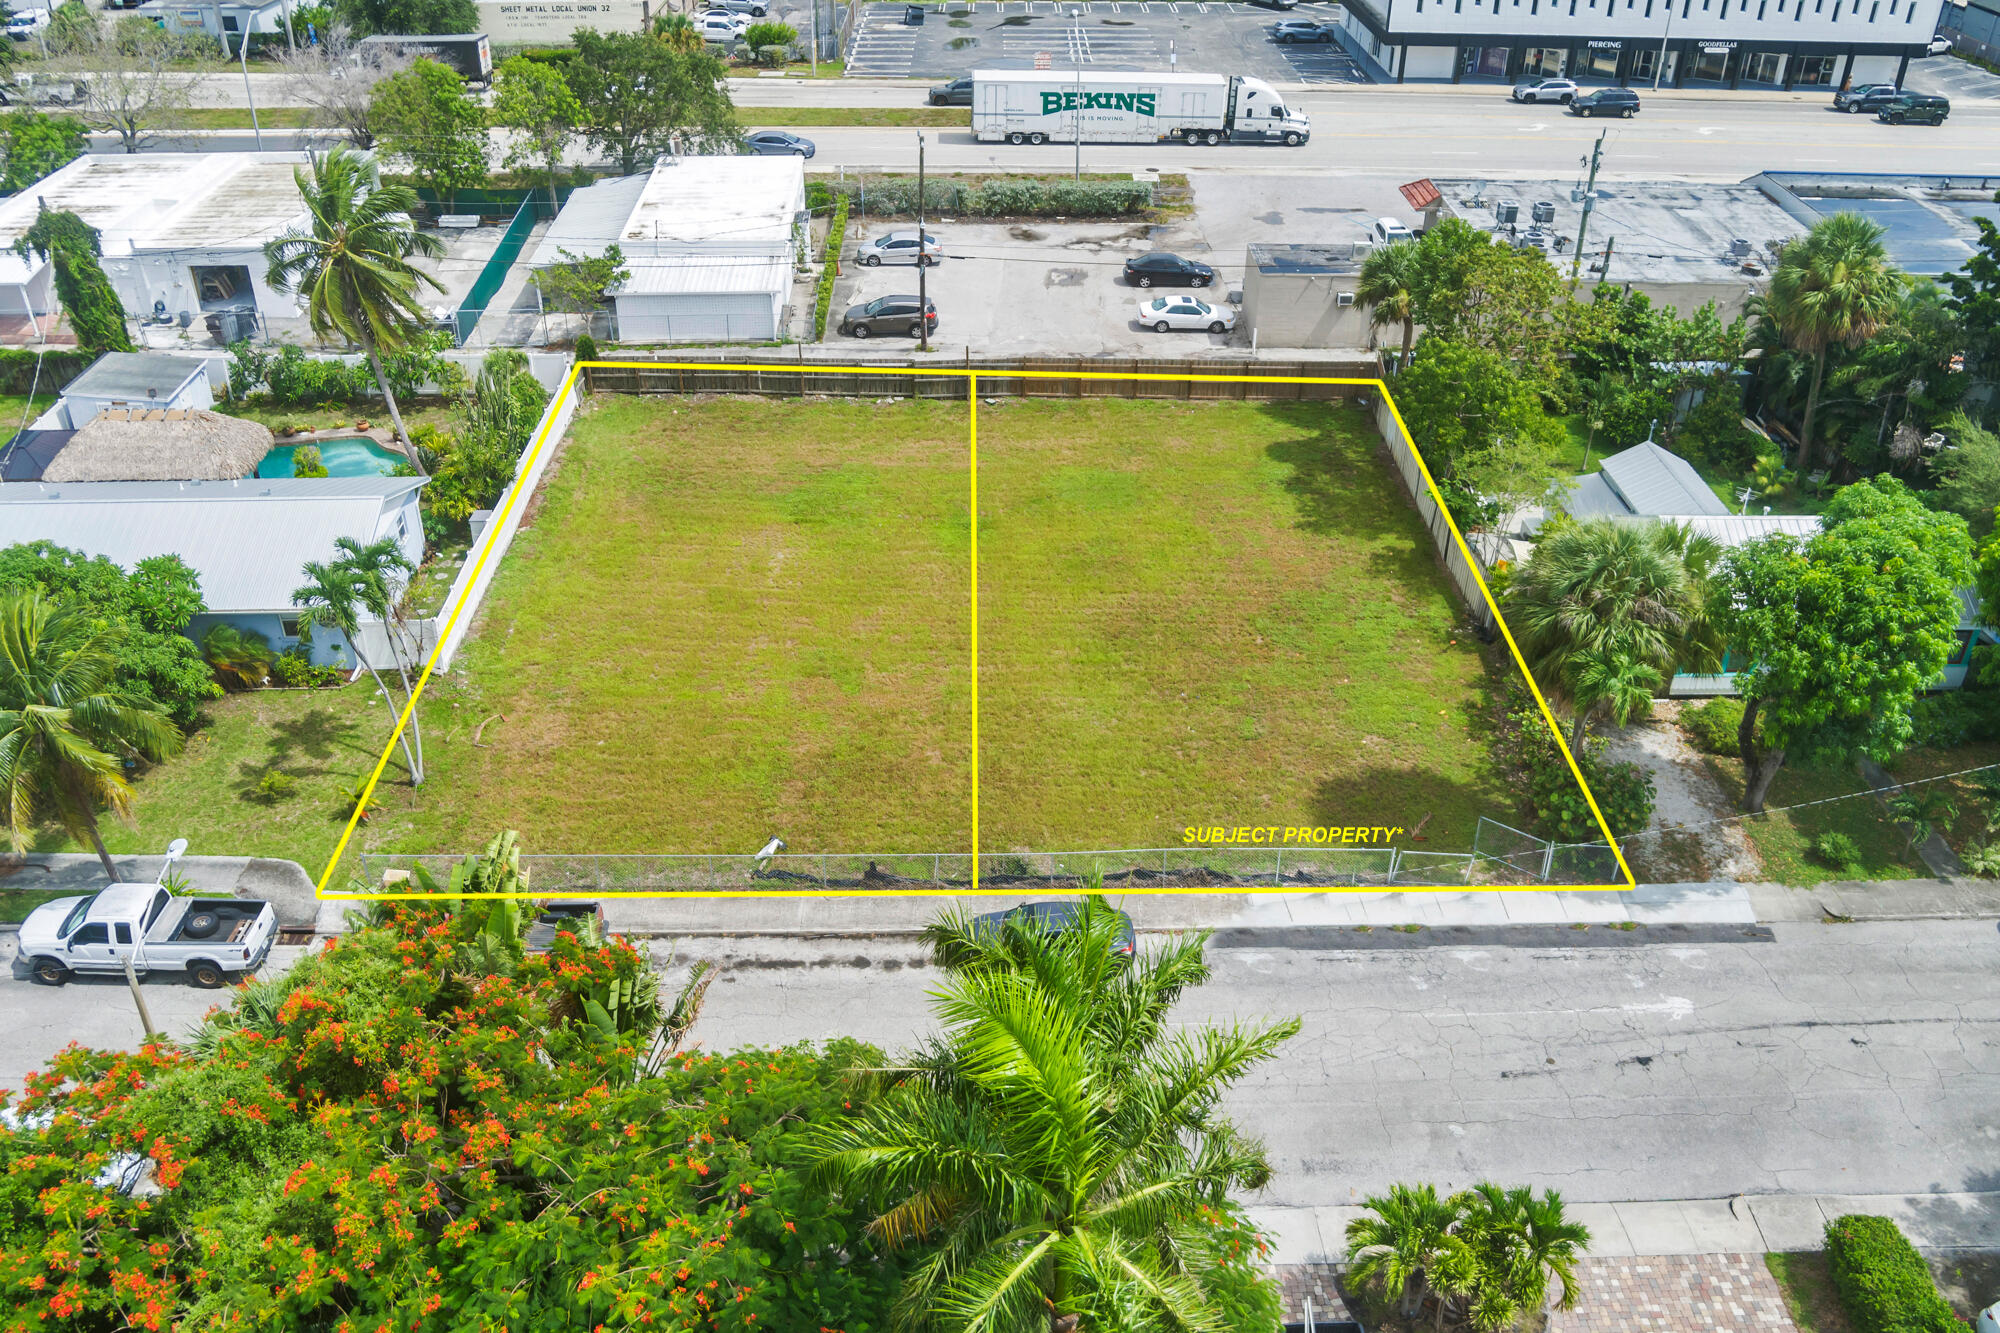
[[476, 0, 646, 43]]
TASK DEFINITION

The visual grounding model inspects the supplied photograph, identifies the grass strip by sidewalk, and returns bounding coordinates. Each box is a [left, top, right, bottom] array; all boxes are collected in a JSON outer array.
[[1765, 1252, 1853, 1333], [165, 106, 968, 132]]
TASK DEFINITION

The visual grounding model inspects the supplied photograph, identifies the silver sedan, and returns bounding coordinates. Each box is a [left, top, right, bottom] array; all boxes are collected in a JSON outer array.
[[1136, 295, 1236, 333]]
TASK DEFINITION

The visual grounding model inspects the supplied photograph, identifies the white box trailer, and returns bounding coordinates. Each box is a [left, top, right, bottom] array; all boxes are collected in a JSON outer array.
[[971, 70, 1310, 146]]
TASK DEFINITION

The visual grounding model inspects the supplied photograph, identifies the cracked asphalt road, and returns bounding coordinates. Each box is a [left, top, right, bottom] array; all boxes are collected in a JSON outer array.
[[678, 921, 2000, 1206]]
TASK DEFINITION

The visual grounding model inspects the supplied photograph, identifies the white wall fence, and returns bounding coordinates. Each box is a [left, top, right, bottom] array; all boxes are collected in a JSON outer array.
[[1369, 388, 1498, 637]]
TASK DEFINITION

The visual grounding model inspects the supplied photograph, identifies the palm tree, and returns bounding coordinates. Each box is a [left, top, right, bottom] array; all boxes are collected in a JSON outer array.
[[810, 898, 1299, 1333], [1504, 519, 1721, 746], [1359, 240, 1423, 368], [1345, 1183, 1469, 1323], [0, 590, 180, 882], [331, 535, 424, 784], [264, 145, 446, 470], [652, 11, 702, 51], [1762, 212, 1906, 475], [291, 558, 420, 784]]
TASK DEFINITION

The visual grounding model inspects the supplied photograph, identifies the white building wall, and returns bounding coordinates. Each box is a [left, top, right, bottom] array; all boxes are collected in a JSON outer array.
[[1376, 0, 1943, 45], [102, 248, 292, 327]]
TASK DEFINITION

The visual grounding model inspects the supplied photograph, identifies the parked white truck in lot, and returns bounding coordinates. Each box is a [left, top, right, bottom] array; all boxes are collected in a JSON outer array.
[[17, 841, 278, 989], [972, 70, 1310, 146]]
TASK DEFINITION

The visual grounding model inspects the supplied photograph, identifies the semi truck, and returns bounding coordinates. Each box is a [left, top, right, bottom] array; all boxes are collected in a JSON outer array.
[[970, 70, 1310, 147], [17, 840, 278, 989], [357, 32, 494, 85]]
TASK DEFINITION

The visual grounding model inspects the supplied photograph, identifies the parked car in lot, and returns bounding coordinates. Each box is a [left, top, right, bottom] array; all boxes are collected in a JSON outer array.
[[968, 900, 1137, 957], [1926, 34, 1955, 55], [1570, 87, 1640, 117], [1511, 77, 1577, 103], [1139, 295, 1236, 333], [929, 75, 973, 105], [1124, 252, 1214, 288], [707, 0, 769, 12], [4, 8, 49, 40], [857, 229, 943, 266], [1371, 216, 1413, 244], [1833, 82, 1902, 112], [841, 293, 937, 338], [1272, 19, 1337, 41], [1879, 93, 1950, 124], [1246, 0, 1300, 9], [699, 11, 751, 40], [743, 129, 815, 157], [16, 840, 278, 989]]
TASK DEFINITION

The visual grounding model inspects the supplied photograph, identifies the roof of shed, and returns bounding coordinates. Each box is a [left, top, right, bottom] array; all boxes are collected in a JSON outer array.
[[614, 254, 791, 297], [528, 172, 651, 266], [0, 476, 426, 613], [60, 352, 209, 402], [1569, 440, 1731, 519]]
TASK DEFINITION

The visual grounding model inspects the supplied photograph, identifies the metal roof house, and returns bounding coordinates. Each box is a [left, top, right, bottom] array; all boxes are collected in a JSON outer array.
[[0, 476, 427, 667], [529, 156, 808, 344], [43, 353, 214, 429], [1566, 440, 1731, 521]]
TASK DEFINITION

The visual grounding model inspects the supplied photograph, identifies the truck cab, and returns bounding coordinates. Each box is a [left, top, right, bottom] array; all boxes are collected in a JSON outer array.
[[17, 841, 278, 989], [1227, 76, 1310, 144]]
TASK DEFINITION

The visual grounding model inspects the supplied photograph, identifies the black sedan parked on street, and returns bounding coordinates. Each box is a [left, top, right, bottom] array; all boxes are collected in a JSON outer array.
[[1123, 252, 1215, 288]]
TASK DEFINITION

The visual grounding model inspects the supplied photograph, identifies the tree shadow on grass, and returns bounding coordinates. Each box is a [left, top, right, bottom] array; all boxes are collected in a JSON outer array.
[[232, 707, 412, 805], [1308, 759, 1525, 860]]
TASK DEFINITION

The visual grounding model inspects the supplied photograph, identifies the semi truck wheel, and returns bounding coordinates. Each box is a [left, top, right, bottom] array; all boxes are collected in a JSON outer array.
[[1008, 131, 1026, 144], [189, 962, 226, 989], [1029, 132, 1046, 144], [1284, 131, 1301, 145], [30, 957, 68, 986], [1204, 130, 1222, 145]]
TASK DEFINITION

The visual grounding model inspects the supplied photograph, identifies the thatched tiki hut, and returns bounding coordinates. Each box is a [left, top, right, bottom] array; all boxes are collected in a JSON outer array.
[[41, 410, 275, 483]]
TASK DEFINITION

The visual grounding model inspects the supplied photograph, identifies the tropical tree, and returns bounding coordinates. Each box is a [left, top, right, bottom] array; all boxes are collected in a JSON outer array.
[[490, 55, 580, 208], [331, 533, 425, 784], [1761, 212, 1907, 475], [291, 557, 421, 784], [1359, 240, 1422, 367], [264, 145, 445, 467], [1348, 1183, 1590, 1333], [368, 57, 487, 208], [1504, 519, 1721, 747], [0, 589, 181, 882], [651, 10, 702, 51], [1345, 1183, 1467, 1321], [17, 208, 134, 354], [566, 28, 737, 175], [810, 896, 1298, 1333]]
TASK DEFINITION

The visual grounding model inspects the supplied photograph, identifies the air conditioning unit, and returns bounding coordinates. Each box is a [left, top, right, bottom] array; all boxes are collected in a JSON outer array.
[[1729, 237, 1752, 257], [1494, 200, 1519, 226], [1532, 200, 1556, 224], [1336, 291, 1356, 307]]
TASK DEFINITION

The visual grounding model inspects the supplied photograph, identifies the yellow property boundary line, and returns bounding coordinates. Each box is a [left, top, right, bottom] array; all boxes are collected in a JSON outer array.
[[318, 362, 1637, 900]]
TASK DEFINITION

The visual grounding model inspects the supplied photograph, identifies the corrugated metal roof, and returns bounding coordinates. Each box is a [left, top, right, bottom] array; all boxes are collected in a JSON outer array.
[[0, 477, 426, 613], [62, 353, 208, 402], [1565, 472, 1629, 519], [614, 255, 790, 297], [527, 173, 650, 266], [1596, 440, 1730, 517], [1627, 513, 1821, 546]]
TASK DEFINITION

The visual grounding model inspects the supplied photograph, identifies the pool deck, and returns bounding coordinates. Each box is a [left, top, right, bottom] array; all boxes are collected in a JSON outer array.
[[276, 426, 401, 449]]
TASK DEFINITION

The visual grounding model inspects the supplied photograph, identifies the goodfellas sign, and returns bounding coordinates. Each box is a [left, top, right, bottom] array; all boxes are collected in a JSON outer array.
[[1039, 89, 1158, 116]]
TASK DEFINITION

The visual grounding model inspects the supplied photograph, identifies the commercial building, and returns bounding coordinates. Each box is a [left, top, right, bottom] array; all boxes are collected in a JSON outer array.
[[529, 156, 809, 344], [1238, 243, 1371, 350], [1940, 0, 2000, 57], [137, 0, 290, 45], [0, 152, 314, 344], [1334, 0, 1943, 87]]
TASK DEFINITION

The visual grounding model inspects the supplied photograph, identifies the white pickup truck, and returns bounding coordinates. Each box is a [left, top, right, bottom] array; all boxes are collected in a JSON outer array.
[[18, 843, 278, 989]]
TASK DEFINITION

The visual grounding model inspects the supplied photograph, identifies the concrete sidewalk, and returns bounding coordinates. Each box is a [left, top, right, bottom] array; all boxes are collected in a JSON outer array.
[[1248, 1191, 2000, 1265]]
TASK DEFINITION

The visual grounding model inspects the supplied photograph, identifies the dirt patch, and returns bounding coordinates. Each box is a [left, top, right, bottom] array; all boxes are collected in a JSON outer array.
[[1600, 701, 1763, 882], [1009, 226, 1046, 241]]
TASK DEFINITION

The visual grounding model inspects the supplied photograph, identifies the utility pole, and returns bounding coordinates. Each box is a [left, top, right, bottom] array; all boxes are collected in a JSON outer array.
[[917, 132, 929, 353], [1570, 130, 1605, 282], [122, 954, 159, 1042], [1071, 8, 1084, 183], [1654, 2, 1673, 90], [809, 0, 819, 75], [236, 31, 264, 151]]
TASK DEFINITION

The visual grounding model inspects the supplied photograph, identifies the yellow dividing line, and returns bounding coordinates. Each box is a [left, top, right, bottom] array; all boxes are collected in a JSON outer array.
[[320, 361, 1635, 900]]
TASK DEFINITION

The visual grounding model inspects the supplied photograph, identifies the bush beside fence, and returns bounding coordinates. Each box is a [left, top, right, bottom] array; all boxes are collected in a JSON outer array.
[[1823, 1215, 1962, 1333], [807, 176, 1153, 219], [814, 195, 849, 342], [0, 348, 91, 397]]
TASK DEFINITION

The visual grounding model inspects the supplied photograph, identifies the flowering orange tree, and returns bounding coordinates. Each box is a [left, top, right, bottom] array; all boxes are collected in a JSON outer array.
[[0, 898, 912, 1332]]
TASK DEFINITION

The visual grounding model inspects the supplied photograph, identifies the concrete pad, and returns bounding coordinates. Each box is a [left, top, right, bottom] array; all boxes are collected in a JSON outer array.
[[1499, 891, 1577, 924], [1816, 1192, 2000, 1249], [1246, 1206, 1326, 1265], [1422, 892, 1512, 925], [1571, 1202, 1636, 1256], [1312, 1205, 1368, 1259], [1677, 1198, 1767, 1253], [1612, 1201, 1703, 1254], [1745, 1194, 1832, 1251], [1554, 891, 1632, 923], [1354, 893, 1446, 926]]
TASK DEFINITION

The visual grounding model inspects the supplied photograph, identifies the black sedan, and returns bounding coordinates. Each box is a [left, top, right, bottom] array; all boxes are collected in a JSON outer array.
[[1124, 252, 1214, 288], [743, 129, 815, 157], [1272, 19, 1336, 41], [840, 294, 937, 338], [929, 75, 973, 105], [968, 901, 1137, 957]]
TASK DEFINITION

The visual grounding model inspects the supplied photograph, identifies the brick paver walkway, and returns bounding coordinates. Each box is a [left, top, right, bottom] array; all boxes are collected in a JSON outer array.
[[1552, 1254, 1798, 1333]]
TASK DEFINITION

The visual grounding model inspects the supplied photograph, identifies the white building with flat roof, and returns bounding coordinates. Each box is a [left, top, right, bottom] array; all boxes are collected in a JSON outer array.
[[0, 152, 316, 344], [1337, 0, 1942, 86], [530, 155, 808, 344]]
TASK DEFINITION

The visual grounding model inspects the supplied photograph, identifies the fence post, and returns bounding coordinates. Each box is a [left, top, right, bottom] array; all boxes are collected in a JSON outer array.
[[1541, 842, 1555, 884], [1273, 848, 1282, 887], [933, 852, 941, 886]]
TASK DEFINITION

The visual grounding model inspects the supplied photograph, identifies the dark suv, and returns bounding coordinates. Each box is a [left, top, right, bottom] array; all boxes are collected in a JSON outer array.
[[929, 75, 972, 105], [1879, 93, 1949, 124], [1570, 88, 1640, 117], [1833, 83, 1900, 112], [840, 294, 938, 338]]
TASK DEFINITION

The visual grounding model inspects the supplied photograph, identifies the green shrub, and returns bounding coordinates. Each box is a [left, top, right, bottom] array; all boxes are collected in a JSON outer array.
[[823, 176, 1152, 219], [1813, 831, 1862, 874], [202, 624, 273, 690], [814, 194, 850, 342], [291, 444, 328, 479], [272, 647, 339, 689], [1680, 697, 1746, 755], [1823, 1215, 1962, 1333], [1906, 690, 2000, 748], [574, 333, 599, 363], [254, 770, 298, 803], [1496, 687, 1655, 841]]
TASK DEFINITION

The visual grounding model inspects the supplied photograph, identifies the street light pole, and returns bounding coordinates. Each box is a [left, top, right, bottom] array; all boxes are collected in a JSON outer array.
[[1071, 7, 1083, 183], [917, 131, 929, 353], [238, 30, 264, 151], [1654, 2, 1673, 90]]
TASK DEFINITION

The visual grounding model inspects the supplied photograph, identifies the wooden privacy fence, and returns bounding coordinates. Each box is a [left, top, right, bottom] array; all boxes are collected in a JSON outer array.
[[581, 354, 1382, 402]]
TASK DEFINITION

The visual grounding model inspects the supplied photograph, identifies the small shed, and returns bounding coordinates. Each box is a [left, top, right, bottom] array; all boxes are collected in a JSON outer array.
[[1566, 440, 1730, 520], [1239, 243, 1370, 350], [51, 353, 215, 429], [41, 410, 274, 483]]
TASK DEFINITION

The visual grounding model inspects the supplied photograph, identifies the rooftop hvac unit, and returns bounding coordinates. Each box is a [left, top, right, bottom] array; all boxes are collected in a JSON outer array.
[[1729, 237, 1752, 257], [1494, 200, 1519, 226], [1532, 200, 1556, 224]]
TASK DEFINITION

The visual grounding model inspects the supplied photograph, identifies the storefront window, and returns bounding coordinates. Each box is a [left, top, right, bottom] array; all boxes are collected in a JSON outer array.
[[1688, 46, 1731, 80], [1792, 54, 1838, 84], [1466, 45, 1510, 76], [1629, 47, 1660, 80], [1743, 51, 1786, 82], [1586, 46, 1622, 76], [1522, 46, 1569, 75]]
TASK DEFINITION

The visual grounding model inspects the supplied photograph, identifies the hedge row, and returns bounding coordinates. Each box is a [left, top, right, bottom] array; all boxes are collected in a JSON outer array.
[[1823, 1215, 1963, 1333], [0, 349, 92, 397], [808, 176, 1153, 219], [814, 195, 850, 343]]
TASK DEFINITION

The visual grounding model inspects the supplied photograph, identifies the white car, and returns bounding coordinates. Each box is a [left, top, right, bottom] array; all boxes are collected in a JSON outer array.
[[857, 229, 944, 266], [1138, 295, 1236, 333], [1372, 216, 1413, 244], [700, 11, 751, 39], [1511, 77, 1578, 103], [709, 0, 769, 12], [4, 8, 49, 40], [1925, 34, 1954, 55], [1977, 1300, 1999, 1333]]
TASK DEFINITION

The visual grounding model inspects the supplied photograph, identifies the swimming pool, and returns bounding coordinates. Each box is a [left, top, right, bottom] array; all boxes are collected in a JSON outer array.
[[257, 436, 406, 479]]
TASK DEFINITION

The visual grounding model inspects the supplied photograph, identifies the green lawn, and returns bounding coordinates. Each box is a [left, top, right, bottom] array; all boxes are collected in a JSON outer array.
[[1765, 1252, 1853, 1333], [88, 397, 1520, 870], [0, 391, 59, 435], [1696, 752, 1924, 885]]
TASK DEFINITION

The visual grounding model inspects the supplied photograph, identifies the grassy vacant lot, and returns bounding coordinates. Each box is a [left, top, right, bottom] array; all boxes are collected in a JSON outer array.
[[93, 395, 1521, 869], [974, 399, 1511, 851]]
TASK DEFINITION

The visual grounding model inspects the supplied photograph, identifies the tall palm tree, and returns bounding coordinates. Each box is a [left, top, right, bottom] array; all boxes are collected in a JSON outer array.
[[331, 535, 425, 785], [810, 898, 1300, 1333], [651, 11, 702, 51], [1762, 212, 1906, 475], [265, 145, 446, 470], [1345, 1183, 1468, 1323], [1358, 240, 1423, 369], [292, 558, 420, 784], [1504, 519, 1721, 745], [0, 590, 180, 882], [1566, 650, 1664, 750]]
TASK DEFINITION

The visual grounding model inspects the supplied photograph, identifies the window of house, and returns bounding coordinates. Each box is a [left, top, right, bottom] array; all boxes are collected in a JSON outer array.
[[280, 617, 301, 639]]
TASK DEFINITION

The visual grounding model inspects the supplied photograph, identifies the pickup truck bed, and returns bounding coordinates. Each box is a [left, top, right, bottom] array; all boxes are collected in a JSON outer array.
[[146, 898, 270, 945]]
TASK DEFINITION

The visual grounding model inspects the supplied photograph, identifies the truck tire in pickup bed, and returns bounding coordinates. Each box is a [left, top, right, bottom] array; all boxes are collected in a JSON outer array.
[[182, 910, 220, 939]]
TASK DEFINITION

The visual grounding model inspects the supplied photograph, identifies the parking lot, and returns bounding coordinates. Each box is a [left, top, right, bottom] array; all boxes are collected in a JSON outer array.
[[845, 0, 1365, 84]]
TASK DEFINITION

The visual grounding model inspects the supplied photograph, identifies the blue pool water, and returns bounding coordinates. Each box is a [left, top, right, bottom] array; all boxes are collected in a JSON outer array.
[[257, 436, 405, 479]]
